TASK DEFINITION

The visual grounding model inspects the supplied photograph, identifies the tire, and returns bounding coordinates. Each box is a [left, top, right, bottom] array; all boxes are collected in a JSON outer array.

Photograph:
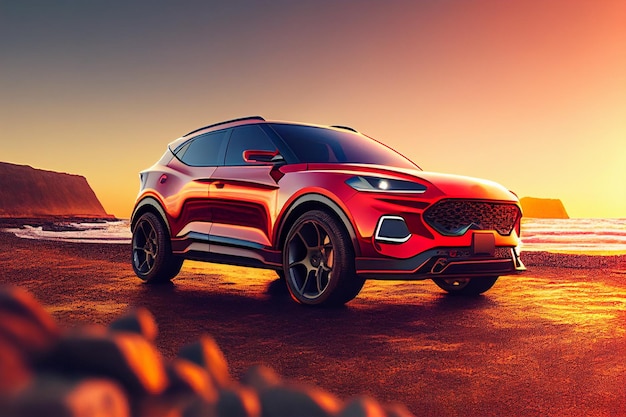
[[131, 212, 183, 283], [283, 210, 364, 306], [433, 276, 499, 296]]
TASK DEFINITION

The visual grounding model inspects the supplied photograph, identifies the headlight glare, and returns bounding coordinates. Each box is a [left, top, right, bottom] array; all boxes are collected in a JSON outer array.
[[346, 176, 427, 193]]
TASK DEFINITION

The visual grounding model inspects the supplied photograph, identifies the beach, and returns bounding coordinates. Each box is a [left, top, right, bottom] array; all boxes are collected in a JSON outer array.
[[2, 227, 626, 416]]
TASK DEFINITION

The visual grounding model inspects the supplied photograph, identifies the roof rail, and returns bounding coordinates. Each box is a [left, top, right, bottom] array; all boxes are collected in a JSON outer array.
[[331, 125, 358, 133], [183, 116, 266, 137]]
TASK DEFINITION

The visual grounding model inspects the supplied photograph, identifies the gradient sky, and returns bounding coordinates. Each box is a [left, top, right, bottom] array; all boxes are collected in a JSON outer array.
[[1, 1, 625, 218]]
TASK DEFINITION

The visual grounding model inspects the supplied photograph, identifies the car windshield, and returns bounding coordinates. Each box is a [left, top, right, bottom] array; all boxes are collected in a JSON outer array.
[[269, 123, 419, 170]]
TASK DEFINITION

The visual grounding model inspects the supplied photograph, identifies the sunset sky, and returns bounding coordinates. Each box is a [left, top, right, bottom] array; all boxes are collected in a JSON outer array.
[[1, 1, 625, 219]]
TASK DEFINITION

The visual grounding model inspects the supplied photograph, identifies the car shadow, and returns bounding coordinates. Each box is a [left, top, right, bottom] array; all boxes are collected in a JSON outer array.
[[127, 276, 501, 362]]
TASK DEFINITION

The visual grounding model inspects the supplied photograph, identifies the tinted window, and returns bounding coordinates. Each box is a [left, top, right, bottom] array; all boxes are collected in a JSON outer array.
[[269, 124, 418, 169], [177, 130, 228, 167], [225, 125, 276, 166]]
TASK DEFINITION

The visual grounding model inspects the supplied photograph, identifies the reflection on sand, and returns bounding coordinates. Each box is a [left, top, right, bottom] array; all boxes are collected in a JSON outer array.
[[507, 277, 626, 337]]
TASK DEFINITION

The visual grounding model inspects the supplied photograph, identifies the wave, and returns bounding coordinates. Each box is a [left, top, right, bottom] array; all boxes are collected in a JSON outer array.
[[3, 220, 132, 244], [4, 218, 626, 255], [520, 218, 626, 254]]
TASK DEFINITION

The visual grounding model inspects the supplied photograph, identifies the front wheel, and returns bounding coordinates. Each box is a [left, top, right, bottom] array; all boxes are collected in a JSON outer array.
[[433, 276, 499, 296], [283, 210, 364, 306], [132, 212, 183, 283]]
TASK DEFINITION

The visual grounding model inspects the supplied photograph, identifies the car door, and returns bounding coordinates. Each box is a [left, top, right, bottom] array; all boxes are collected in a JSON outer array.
[[208, 124, 281, 258], [166, 129, 228, 243]]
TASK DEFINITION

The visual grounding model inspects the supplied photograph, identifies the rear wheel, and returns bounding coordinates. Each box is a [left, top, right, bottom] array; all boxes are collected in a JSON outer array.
[[283, 210, 364, 306], [132, 212, 183, 283], [433, 276, 498, 296]]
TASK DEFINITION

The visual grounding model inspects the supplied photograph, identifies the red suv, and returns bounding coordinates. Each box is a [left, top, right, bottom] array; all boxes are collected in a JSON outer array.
[[131, 116, 525, 306]]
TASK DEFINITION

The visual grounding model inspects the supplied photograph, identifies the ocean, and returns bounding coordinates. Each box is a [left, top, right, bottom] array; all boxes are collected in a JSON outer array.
[[3, 218, 626, 255]]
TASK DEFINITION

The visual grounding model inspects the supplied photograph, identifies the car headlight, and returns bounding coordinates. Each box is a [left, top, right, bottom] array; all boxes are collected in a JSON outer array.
[[345, 176, 427, 193]]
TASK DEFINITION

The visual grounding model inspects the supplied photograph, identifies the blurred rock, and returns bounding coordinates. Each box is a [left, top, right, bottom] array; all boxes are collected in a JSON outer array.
[[178, 335, 232, 389], [109, 307, 158, 343], [339, 397, 386, 417], [180, 398, 216, 417], [0, 338, 32, 395], [216, 386, 261, 417], [38, 329, 168, 396], [167, 358, 218, 402], [0, 287, 415, 417], [136, 394, 199, 417], [0, 286, 59, 359], [241, 365, 281, 391], [2, 375, 129, 417], [258, 385, 342, 417]]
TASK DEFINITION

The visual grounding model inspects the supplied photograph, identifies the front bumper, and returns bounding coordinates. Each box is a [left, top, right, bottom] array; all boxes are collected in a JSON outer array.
[[355, 246, 526, 280]]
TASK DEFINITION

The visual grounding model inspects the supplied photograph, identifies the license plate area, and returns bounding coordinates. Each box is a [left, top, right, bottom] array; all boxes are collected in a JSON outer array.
[[472, 232, 495, 256]]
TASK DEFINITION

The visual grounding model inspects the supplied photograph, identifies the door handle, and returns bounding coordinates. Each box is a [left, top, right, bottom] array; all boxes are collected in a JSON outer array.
[[214, 182, 225, 189]]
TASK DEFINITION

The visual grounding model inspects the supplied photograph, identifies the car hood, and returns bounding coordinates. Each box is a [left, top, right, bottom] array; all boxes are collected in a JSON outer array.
[[409, 170, 517, 201], [306, 163, 519, 202]]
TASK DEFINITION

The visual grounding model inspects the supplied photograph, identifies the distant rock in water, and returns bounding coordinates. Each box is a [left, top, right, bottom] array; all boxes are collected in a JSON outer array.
[[0, 162, 112, 219], [520, 197, 569, 219]]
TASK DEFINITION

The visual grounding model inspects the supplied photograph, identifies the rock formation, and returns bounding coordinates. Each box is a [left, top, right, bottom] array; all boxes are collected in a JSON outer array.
[[0, 287, 414, 417], [0, 162, 112, 218], [520, 197, 569, 219]]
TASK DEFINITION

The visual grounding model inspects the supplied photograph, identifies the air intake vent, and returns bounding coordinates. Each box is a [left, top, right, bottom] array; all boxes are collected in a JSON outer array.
[[424, 200, 520, 236]]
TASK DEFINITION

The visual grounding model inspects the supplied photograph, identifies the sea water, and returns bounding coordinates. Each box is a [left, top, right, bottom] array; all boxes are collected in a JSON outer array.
[[3, 220, 131, 244], [520, 218, 626, 254], [4, 218, 626, 254]]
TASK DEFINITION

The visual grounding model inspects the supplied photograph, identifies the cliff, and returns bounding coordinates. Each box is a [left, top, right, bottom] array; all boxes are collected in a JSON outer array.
[[520, 197, 569, 219], [0, 162, 112, 218]]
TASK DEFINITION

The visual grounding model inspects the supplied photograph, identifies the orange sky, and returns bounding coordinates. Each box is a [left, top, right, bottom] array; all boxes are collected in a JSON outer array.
[[1, 1, 625, 218]]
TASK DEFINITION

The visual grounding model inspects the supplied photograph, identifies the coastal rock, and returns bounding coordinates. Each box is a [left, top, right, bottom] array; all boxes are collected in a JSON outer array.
[[37, 327, 169, 396], [109, 307, 159, 343], [216, 386, 261, 417], [0, 161, 112, 219], [0, 287, 415, 417], [0, 286, 60, 359], [520, 197, 569, 219], [178, 335, 233, 389], [3, 376, 130, 417], [258, 385, 342, 417], [166, 358, 219, 402]]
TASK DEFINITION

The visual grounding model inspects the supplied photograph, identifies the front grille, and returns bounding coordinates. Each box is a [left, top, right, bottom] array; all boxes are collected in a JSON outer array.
[[423, 200, 520, 236]]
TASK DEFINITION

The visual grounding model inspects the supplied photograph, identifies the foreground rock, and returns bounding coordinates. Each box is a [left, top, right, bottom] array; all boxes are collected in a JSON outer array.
[[0, 287, 414, 417]]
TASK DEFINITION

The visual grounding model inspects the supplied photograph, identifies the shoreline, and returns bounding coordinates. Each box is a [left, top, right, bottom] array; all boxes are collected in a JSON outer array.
[[1, 229, 624, 273]]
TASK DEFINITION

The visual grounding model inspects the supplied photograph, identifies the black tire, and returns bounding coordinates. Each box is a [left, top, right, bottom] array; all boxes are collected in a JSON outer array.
[[131, 212, 183, 283], [433, 276, 499, 296], [283, 210, 364, 306]]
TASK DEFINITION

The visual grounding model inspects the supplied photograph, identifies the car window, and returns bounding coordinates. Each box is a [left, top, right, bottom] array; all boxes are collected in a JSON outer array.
[[177, 130, 229, 167], [269, 123, 418, 169], [225, 125, 276, 166]]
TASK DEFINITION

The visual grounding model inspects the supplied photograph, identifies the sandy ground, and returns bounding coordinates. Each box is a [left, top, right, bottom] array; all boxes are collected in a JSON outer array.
[[1, 230, 625, 416]]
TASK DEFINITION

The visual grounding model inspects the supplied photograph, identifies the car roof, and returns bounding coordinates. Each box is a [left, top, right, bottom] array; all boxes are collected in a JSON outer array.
[[168, 116, 360, 152], [182, 116, 266, 137]]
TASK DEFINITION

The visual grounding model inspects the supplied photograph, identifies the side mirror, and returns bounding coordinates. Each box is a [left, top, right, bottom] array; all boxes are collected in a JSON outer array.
[[243, 150, 285, 164]]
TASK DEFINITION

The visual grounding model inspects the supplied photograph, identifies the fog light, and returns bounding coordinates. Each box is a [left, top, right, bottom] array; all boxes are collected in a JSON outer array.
[[375, 216, 411, 243]]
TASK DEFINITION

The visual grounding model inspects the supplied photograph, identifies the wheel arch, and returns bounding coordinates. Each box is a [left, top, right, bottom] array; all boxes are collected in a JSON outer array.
[[275, 193, 361, 257], [130, 196, 171, 235]]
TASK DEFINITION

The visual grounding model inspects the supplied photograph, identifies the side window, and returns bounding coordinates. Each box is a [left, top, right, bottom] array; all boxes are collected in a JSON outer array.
[[177, 130, 228, 167], [225, 125, 276, 166]]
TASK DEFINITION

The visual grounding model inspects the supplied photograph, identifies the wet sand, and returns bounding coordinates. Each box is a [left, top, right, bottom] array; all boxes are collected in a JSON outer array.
[[1, 230, 625, 416]]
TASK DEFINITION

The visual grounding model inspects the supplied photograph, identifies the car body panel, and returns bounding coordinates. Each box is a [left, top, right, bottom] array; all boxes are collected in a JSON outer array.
[[131, 117, 525, 284]]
